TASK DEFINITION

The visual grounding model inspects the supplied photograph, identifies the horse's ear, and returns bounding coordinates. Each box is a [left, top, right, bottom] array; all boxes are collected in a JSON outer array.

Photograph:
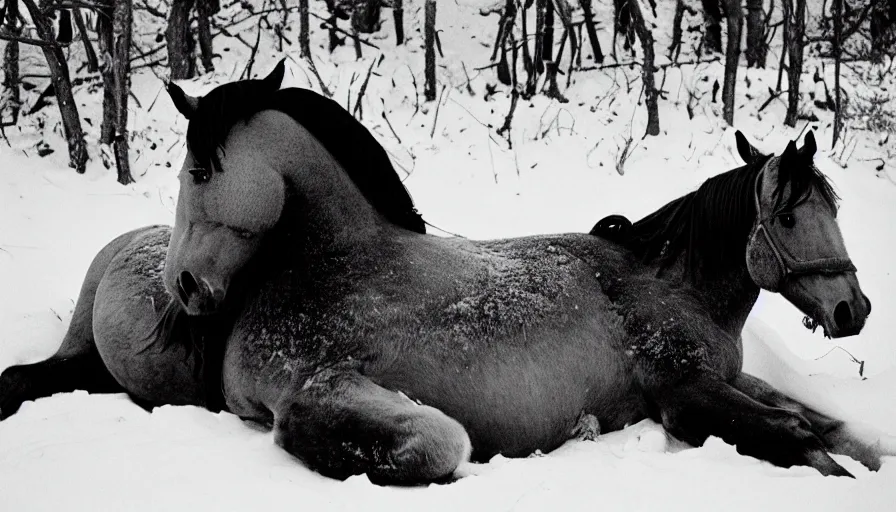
[[735, 130, 761, 164], [799, 130, 817, 159], [167, 82, 199, 120], [261, 59, 286, 91]]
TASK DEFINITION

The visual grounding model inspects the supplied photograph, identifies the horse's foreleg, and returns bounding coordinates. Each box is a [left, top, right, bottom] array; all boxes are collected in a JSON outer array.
[[732, 372, 896, 471], [272, 370, 472, 485], [649, 376, 853, 477]]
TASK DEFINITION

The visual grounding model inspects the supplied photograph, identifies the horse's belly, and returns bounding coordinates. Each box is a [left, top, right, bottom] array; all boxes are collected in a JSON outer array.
[[374, 317, 644, 460], [92, 227, 206, 406]]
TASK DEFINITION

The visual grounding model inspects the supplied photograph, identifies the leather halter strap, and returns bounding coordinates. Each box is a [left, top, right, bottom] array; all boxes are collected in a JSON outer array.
[[751, 158, 856, 284]]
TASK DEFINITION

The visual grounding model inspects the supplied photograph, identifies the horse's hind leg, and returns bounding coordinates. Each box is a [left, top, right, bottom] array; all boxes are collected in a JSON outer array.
[[272, 370, 471, 485], [649, 376, 853, 477], [0, 353, 122, 419], [732, 372, 896, 471], [0, 229, 148, 419]]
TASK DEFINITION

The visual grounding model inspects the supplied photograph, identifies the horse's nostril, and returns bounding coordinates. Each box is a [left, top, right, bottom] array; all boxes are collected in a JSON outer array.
[[179, 271, 199, 300], [863, 294, 872, 315], [833, 301, 853, 330]]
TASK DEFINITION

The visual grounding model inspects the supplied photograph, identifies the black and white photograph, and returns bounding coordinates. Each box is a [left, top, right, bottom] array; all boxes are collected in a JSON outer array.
[[0, 0, 894, 509]]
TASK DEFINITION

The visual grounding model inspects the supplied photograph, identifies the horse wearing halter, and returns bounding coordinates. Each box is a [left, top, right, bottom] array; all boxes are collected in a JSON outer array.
[[746, 157, 856, 292]]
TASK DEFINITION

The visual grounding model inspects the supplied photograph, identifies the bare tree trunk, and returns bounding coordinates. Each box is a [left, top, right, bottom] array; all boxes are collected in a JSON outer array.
[[722, 0, 743, 125], [57, 10, 73, 44], [745, 0, 767, 67], [614, 0, 636, 56], [97, 4, 116, 145], [424, 0, 436, 101], [776, 0, 790, 91], [669, 0, 685, 60], [701, 0, 723, 53], [784, 0, 805, 127], [535, 0, 547, 72], [494, 0, 517, 85], [498, 28, 521, 146], [393, 0, 404, 44], [166, 0, 196, 80], [299, 0, 311, 56], [526, 0, 547, 96], [196, 0, 217, 73], [492, 0, 516, 62], [113, 0, 134, 185], [543, 11, 567, 103], [21, 0, 87, 172], [519, 2, 534, 85], [2, 0, 21, 124], [579, 0, 604, 63], [323, 0, 344, 52], [553, 0, 578, 86], [832, 0, 842, 147], [543, 0, 554, 62], [629, 0, 659, 135], [73, 9, 98, 72], [352, 26, 362, 60], [352, 0, 382, 34], [870, 0, 896, 63]]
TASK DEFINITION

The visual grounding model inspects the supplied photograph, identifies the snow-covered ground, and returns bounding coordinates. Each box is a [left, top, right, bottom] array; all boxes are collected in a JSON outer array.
[[1, 0, 895, 510]]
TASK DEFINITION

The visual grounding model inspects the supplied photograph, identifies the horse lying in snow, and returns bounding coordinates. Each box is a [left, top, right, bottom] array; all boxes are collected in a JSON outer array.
[[1, 61, 892, 485]]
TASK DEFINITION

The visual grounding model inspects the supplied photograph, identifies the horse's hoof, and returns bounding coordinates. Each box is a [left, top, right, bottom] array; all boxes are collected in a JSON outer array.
[[805, 449, 854, 478], [0, 366, 30, 421]]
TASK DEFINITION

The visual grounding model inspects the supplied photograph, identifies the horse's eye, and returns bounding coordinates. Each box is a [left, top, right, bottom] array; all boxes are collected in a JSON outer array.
[[189, 168, 211, 184], [778, 213, 796, 228]]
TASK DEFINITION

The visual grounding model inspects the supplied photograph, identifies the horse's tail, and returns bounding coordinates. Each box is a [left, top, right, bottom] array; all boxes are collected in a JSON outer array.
[[589, 214, 632, 243], [140, 298, 186, 354]]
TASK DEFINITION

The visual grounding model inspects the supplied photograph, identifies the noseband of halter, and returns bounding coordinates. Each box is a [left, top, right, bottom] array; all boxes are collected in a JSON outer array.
[[746, 157, 856, 292]]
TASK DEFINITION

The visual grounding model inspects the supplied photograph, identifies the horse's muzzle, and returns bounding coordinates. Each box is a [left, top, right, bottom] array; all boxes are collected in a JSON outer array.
[[177, 271, 226, 315], [824, 293, 872, 339]]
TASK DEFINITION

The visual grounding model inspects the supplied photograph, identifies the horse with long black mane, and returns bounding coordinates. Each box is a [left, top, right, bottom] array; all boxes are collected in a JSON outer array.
[[1, 61, 891, 485]]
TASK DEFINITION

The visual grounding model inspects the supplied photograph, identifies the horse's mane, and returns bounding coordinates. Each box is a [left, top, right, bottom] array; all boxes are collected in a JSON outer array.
[[185, 81, 426, 234], [592, 154, 839, 280]]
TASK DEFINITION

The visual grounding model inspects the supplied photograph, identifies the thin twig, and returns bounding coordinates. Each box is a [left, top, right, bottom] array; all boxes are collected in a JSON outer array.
[[579, 56, 721, 72], [461, 61, 475, 96], [309, 11, 379, 49], [814, 345, 865, 377], [0, 30, 61, 48], [303, 54, 333, 97], [759, 87, 787, 112], [353, 56, 380, 119], [430, 85, 448, 138], [474, 62, 500, 71], [380, 98, 401, 144], [241, 16, 266, 80], [407, 64, 420, 119]]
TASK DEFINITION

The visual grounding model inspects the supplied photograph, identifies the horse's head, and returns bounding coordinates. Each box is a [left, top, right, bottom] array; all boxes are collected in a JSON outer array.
[[743, 131, 871, 338], [163, 62, 288, 315]]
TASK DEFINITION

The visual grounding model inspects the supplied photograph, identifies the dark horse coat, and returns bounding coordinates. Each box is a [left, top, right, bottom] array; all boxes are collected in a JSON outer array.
[[0, 62, 890, 486]]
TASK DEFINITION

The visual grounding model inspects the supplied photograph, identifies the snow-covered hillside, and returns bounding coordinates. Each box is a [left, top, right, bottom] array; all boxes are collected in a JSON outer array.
[[1, 0, 894, 510]]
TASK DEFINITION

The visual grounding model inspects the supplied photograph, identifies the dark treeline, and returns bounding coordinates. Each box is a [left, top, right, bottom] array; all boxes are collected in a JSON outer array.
[[0, 0, 892, 182]]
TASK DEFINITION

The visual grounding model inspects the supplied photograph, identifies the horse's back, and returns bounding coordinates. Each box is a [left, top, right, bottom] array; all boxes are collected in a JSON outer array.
[[91, 225, 206, 406]]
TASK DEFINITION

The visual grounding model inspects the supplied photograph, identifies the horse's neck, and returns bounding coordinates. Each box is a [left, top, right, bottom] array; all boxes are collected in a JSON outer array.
[[658, 255, 759, 336], [275, 122, 385, 252]]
